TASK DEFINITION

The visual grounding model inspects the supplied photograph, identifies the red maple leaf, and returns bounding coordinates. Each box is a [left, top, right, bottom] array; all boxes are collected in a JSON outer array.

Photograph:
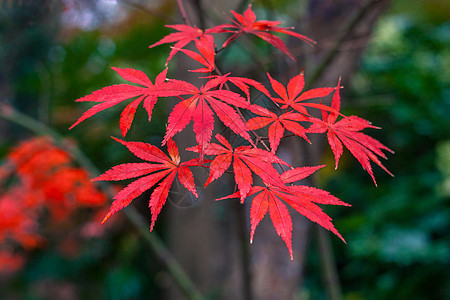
[[212, 74, 271, 101], [93, 137, 200, 230], [153, 76, 254, 159], [218, 4, 315, 60], [149, 24, 216, 65], [308, 80, 394, 185], [218, 165, 349, 259], [188, 134, 289, 202], [176, 35, 215, 73], [70, 68, 167, 137], [246, 105, 310, 153], [267, 72, 336, 116]]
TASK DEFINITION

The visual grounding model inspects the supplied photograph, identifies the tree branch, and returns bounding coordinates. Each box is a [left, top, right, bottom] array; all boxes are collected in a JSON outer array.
[[176, 0, 191, 26], [317, 226, 342, 300], [234, 201, 253, 300], [305, 0, 379, 89]]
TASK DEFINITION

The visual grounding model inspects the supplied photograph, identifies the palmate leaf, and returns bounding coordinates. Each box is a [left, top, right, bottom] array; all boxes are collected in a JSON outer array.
[[207, 74, 271, 101], [93, 137, 200, 230], [215, 4, 315, 60], [149, 24, 218, 65], [266, 72, 337, 116], [218, 165, 349, 259], [176, 36, 215, 73], [246, 105, 310, 153], [308, 80, 394, 185], [70, 67, 167, 137], [188, 134, 289, 202], [153, 76, 254, 160]]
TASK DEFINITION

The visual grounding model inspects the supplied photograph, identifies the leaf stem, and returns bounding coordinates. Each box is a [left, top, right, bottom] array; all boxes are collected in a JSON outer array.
[[0, 103, 203, 300]]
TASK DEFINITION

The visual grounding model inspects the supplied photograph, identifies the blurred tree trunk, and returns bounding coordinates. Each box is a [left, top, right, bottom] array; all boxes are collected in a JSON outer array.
[[165, 58, 245, 299], [164, 0, 391, 299], [164, 2, 245, 299], [251, 1, 392, 299]]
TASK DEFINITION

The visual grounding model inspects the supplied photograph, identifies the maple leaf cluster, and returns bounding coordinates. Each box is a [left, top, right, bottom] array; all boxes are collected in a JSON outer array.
[[70, 5, 393, 259], [0, 137, 107, 272]]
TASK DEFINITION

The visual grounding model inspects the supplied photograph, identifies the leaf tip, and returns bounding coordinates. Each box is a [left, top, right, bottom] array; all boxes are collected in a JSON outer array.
[[370, 174, 378, 187], [111, 136, 124, 143], [101, 214, 111, 225]]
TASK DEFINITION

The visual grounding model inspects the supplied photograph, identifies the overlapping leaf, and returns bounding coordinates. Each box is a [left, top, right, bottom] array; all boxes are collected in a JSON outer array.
[[70, 67, 167, 137], [308, 80, 394, 185], [209, 74, 271, 101], [267, 72, 336, 116], [154, 76, 254, 160], [93, 138, 199, 230], [176, 35, 215, 73], [218, 165, 349, 259], [246, 105, 310, 153], [149, 24, 217, 65], [188, 134, 288, 202]]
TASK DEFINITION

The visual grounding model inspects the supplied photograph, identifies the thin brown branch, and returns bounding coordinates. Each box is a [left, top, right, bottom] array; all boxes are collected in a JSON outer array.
[[305, 0, 380, 89], [189, 0, 205, 29], [176, 0, 191, 26]]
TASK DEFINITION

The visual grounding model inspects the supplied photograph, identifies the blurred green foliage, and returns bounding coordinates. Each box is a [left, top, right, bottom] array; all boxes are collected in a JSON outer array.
[[0, 3, 170, 299], [305, 4, 450, 300]]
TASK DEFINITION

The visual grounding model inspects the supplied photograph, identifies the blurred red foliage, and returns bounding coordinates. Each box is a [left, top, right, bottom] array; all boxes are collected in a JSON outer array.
[[0, 136, 107, 273]]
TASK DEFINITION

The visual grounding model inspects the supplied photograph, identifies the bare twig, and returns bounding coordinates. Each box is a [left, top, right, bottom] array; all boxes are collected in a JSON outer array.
[[176, 0, 191, 26], [305, 0, 379, 89], [190, 0, 205, 30]]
